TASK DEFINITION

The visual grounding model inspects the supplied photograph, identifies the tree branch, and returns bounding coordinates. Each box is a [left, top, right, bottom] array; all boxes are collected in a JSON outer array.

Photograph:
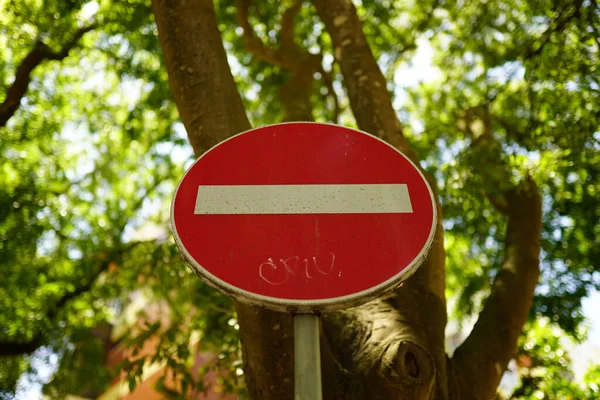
[[0, 336, 43, 357], [279, 0, 303, 54], [237, 0, 322, 121], [314, 2, 450, 398], [153, 2, 297, 398], [0, 241, 138, 358], [0, 25, 95, 128], [236, 0, 284, 66], [451, 105, 543, 399], [451, 180, 542, 399], [0, 169, 159, 359], [153, 0, 251, 156], [313, 0, 418, 161], [319, 64, 340, 123]]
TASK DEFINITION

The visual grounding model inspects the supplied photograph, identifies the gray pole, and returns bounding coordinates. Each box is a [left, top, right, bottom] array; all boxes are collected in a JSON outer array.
[[294, 314, 322, 400]]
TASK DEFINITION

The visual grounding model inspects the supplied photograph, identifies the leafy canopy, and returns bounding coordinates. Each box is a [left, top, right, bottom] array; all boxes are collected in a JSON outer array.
[[1, 0, 598, 398]]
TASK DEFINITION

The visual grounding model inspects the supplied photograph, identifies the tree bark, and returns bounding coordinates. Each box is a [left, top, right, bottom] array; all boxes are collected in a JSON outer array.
[[152, 0, 250, 155], [314, 1, 448, 398], [451, 107, 543, 399], [153, 1, 298, 398], [237, 0, 323, 121], [451, 180, 542, 399], [153, 1, 544, 399]]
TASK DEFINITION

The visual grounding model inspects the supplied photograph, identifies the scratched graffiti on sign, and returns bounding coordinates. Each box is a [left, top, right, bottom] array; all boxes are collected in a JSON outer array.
[[259, 253, 337, 285]]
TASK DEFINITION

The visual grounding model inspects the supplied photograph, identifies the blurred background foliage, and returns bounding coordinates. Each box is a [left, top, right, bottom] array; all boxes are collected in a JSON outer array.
[[0, 0, 598, 398]]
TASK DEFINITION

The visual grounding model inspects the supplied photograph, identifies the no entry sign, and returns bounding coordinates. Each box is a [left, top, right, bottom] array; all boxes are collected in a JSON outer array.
[[171, 123, 436, 312]]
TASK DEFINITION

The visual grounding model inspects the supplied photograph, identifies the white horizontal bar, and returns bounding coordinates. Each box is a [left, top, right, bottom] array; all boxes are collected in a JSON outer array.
[[194, 184, 412, 214]]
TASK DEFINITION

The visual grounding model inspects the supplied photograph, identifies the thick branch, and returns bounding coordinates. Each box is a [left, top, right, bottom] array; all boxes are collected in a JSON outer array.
[[0, 25, 95, 127], [314, 2, 450, 398], [313, 0, 417, 161], [322, 301, 436, 399], [237, 0, 321, 121], [452, 105, 543, 399], [451, 180, 542, 399], [153, 0, 251, 155], [153, 2, 296, 398], [234, 306, 295, 399], [0, 336, 43, 357]]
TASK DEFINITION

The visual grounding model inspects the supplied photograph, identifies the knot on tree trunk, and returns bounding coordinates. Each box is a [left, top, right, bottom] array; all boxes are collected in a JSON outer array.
[[375, 340, 435, 399], [322, 305, 436, 399], [386, 340, 434, 384], [391, 341, 434, 382]]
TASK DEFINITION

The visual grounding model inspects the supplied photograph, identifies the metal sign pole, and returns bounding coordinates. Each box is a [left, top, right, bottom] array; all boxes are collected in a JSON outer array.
[[294, 314, 322, 400]]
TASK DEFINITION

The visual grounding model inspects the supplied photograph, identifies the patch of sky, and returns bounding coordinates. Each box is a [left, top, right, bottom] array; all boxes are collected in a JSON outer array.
[[80, 1, 99, 22], [122, 194, 169, 243], [564, 80, 578, 91], [227, 52, 244, 77], [169, 123, 196, 168], [15, 347, 59, 400], [442, 219, 455, 231], [537, 259, 586, 297], [61, 122, 99, 179], [393, 37, 442, 108], [566, 171, 579, 184], [502, 141, 541, 170], [108, 78, 145, 109], [323, 53, 334, 71], [487, 61, 525, 84], [441, 138, 468, 164], [583, 134, 600, 154], [68, 246, 83, 260], [80, 69, 107, 92], [155, 142, 193, 165], [246, 82, 260, 101], [458, 52, 486, 83], [123, 123, 193, 243], [484, 236, 496, 250], [36, 230, 58, 257], [573, 290, 600, 379]]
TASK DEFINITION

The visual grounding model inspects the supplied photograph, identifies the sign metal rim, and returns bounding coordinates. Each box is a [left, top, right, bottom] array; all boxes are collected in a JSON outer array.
[[170, 122, 437, 313]]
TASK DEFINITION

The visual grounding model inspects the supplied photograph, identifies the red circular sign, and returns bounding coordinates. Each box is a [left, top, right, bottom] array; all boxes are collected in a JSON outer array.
[[171, 123, 436, 312]]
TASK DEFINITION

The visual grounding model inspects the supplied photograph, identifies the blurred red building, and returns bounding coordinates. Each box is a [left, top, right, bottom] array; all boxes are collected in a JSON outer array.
[[91, 293, 239, 400]]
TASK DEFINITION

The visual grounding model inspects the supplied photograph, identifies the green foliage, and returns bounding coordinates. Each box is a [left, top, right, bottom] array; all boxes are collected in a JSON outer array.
[[407, 0, 600, 333], [0, 357, 28, 398], [499, 320, 599, 399], [1, 0, 599, 398], [43, 327, 113, 398]]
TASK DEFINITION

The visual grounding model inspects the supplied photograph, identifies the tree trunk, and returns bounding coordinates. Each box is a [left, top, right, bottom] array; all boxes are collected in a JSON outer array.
[[152, 1, 543, 398]]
